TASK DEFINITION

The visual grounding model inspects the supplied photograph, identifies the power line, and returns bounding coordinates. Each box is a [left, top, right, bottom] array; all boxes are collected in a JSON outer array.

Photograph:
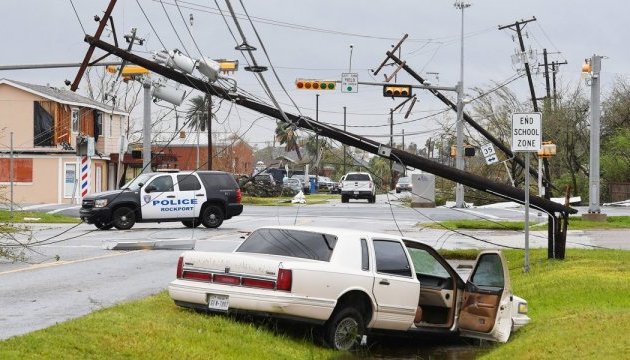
[[67, 0, 86, 34]]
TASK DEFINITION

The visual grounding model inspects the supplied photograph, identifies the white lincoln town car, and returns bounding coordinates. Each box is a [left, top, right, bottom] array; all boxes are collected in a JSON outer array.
[[168, 226, 529, 350]]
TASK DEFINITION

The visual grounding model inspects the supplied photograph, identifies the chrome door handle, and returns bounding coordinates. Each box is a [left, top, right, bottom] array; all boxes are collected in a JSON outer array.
[[166, 195, 176, 198], [379, 279, 390, 285], [196, 194, 205, 197]]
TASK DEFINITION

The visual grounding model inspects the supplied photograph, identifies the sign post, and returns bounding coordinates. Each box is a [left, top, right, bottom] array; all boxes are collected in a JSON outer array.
[[341, 73, 358, 93], [511, 112, 542, 273]]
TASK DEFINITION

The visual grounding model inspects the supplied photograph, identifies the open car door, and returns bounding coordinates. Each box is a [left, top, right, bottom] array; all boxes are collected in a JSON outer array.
[[458, 251, 513, 342]]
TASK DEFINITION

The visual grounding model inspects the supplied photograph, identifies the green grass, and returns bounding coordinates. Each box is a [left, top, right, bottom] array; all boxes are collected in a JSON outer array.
[[422, 215, 630, 231], [480, 249, 630, 359], [241, 194, 339, 206], [0, 210, 79, 224], [0, 292, 341, 360], [1, 250, 627, 359]]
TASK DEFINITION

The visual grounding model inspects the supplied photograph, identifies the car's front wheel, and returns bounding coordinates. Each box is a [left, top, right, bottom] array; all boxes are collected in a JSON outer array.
[[112, 207, 136, 230], [324, 307, 366, 351], [201, 205, 224, 228]]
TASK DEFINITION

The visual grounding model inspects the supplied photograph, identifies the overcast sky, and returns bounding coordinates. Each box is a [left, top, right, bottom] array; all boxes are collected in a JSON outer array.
[[0, 0, 626, 150]]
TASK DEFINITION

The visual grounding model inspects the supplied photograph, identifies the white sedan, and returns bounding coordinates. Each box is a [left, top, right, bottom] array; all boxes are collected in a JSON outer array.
[[168, 226, 529, 350]]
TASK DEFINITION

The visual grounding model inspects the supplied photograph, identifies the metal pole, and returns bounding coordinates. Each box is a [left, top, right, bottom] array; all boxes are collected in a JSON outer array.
[[207, 94, 212, 170], [196, 117, 200, 169], [538, 157, 543, 197], [142, 79, 151, 173], [349, 45, 354, 73], [402, 129, 406, 176], [10, 132, 14, 221], [343, 106, 347, 174], [390, 108, 394, 190], [315, 94, 319, 179], [525, 154, 530, 273], [454, 1, 470, 208], [588, 55, 602, 213]]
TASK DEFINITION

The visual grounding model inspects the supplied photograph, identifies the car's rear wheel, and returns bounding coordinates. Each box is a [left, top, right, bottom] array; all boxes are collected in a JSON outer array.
[[341, 195, 348, 203], [94, 221, 113, 230], [324, 307, 365, 351], [182, 219, 201, 228], [112, 207, 136, 230], [201, 205, 224, 228]]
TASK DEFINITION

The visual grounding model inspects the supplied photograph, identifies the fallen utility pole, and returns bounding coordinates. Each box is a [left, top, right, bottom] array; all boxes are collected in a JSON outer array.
[[0, 62, 122, 71], [83, 35, 576, 258], [383, 50, 554, 192]]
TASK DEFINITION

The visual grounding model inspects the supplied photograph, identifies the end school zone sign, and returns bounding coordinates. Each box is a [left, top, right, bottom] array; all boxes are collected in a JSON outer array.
[[511, 112, 542, 152]]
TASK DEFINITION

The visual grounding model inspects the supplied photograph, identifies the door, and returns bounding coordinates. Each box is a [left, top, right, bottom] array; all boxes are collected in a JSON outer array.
[[141, 174, 177, 220], [458, 251, 513, 342], [175, 174, 205, 218], [95, 165, 102, 193], [370, 239, 420, 330]]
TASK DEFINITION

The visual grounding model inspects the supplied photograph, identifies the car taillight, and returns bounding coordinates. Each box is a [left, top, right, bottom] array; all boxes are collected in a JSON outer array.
[[176, 256, 184, 279], [183, 271, 212, 281], [369, 182, 373, 189], [214, 274, 241, 285], [235, 188, 242, 203], [242, 278, 275, 289], [277, 269, 292, 291]]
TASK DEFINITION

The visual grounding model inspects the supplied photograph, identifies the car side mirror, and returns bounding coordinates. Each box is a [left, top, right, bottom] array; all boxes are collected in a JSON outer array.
[[145, 185, 157, 193]]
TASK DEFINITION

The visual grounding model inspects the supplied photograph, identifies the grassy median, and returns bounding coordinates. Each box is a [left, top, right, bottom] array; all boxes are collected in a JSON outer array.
[[0, 249, 627, 359], [0, 210, 79, 224], [241, 194, 339, 206], [423, 215, 630, 231]]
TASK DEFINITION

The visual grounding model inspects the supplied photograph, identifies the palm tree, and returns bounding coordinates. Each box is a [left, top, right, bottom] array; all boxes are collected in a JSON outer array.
[[275, 122, 302, 161], [185, 95, 208, 131]]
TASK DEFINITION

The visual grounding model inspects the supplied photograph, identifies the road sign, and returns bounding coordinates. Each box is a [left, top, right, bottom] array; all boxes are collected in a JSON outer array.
[[481, 143, 498, 165], [341, 73, 358, 93], [511, 112, 542, 152]]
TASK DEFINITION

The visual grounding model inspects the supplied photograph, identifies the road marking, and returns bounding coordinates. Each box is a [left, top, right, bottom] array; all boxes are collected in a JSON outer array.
[[19, 203, 57, 211], [0, 251, 142, 276], [459, 209, 502, 220], [47, 206, 81, 214]]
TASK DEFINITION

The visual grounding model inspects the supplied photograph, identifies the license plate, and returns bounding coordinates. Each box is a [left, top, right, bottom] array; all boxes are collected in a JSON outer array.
[[208, 294, 229, 311], [354, 191, 359, 195]]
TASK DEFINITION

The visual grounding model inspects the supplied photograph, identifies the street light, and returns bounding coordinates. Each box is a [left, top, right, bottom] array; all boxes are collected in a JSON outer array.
[[454, 1, 471, 208]]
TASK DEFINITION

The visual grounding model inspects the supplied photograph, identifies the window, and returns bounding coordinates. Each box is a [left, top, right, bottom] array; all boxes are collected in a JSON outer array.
[[373, 240, 411, 277], [237, 228, 338, 261], [95, 112, 103, 137], [361, 238, 369, 271], [63, 163, 76, 198], [346, 173, 370, 181], [198, 173, 238, 189], [177, 175, 201, 191], [71, 108, 79, 133], [471, 254, 505, 289], [407, 248, 450, 278], [147, 175, 174, 192]]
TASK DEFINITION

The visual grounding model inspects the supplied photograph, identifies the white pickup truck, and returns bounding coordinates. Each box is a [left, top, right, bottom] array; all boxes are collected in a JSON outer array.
[[340, 172, 376, 203], [168, 226, 529, 350]]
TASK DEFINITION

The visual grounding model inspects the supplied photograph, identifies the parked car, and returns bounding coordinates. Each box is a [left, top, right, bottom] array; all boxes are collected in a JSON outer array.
[[330, 175, 346, 194], [80, 171, 243, 230], [290, 174, 311, 194], [168, 226, 529, 351], [253, 173, 276, 186], [283, 178, 302, 194], [395, 176, 412, 193], [340, 172, 376, 203], [317, 176, 335, 191]]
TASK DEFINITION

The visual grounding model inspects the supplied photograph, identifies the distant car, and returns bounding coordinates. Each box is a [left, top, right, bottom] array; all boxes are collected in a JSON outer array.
[[283, 178, 302, 194], [395, 176, 412, 193], [290, 175, 311, 194], [253, 173, 275, 186], [169, 226, 530, 351], [340, 172, 376, 203], [331, 175, 346, 194], [317, 176, 335, 191]]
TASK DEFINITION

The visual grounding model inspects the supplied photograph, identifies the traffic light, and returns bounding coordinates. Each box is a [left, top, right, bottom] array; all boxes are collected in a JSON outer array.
[[106, 65, 149, 76], [383, 85, 412, 98], [295, 79, 336, 90]]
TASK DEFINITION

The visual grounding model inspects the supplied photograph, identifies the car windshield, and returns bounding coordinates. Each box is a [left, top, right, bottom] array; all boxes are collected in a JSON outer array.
[[398, 177, 411, 184], [346, 173, 370, 181], [236, 228, 338, 261], [121, 173, 154, 191]]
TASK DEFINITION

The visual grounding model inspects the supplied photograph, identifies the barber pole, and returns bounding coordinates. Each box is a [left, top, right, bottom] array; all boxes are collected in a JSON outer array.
[[80, 155, 90, 198]]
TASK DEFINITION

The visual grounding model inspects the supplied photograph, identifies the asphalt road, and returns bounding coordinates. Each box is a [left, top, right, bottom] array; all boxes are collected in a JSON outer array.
[[1, 194, 628, 340]]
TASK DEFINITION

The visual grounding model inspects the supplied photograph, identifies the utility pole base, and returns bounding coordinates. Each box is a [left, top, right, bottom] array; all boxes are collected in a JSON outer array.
[[581, 213, 607, 222]]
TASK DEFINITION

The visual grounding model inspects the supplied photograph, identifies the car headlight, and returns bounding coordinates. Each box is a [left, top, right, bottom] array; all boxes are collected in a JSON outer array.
[[94, 199, 108, 208], [518, 302, 528, 314]]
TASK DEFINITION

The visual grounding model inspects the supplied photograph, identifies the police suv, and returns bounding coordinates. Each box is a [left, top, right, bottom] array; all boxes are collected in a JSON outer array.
[[80, 171, 243, 230]]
